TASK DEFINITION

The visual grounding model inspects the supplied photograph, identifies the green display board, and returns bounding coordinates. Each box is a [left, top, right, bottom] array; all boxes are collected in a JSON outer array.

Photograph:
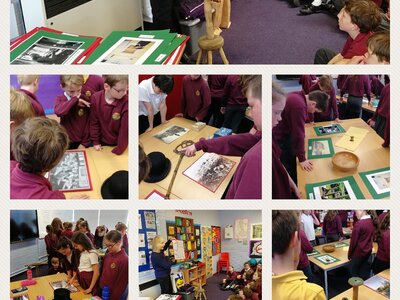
[[307, 138, 335, 159]]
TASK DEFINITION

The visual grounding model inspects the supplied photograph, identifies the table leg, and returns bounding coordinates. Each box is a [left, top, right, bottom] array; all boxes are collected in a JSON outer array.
[[324, 269, 328, 297]]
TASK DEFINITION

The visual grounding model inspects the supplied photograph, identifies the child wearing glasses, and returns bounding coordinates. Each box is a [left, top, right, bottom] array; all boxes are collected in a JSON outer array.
[[54, 75, 91, 150], [71, 232, 100, 295], [90, 75, 129, 155], [100, 230, 129, 300]]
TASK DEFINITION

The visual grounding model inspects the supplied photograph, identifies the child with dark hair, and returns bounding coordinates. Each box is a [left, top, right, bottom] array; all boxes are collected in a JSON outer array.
[[56, 236, 79, 282], [71, 232, 100, 295], [48, 254, 64, 275], [372, 211, 390, 274], [348, 210, 378, 279], [139, 75, 174, 134], [220, 265, 237, 290], [139, 144, 151, 183], [78, 220, 95, 246], [90, 75, 128, 155], [272, 210, 325, 299], [323, 210, 344, 242], [115, 222, 129, 255], [100, 230, 129, 300], [273, 90, 329, 184], [94, 225, 108, 249], [314, 0, 382, 64], [10, 117, 71, 199], [45, 225, 59, 267]]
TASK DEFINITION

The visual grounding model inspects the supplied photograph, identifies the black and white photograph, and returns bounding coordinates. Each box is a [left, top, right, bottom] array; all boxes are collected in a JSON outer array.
[[317, 124, 344, 135], [11, 36, 84, 65], [367, 170, 391, 194], [153, 125, 190, 144], [47, 151, 92, 192], [183, 153, 236, 192]]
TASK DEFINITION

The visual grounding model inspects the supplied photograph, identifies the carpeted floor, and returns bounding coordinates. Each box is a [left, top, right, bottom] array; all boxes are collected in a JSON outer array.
[[205, 0, 347, 64]]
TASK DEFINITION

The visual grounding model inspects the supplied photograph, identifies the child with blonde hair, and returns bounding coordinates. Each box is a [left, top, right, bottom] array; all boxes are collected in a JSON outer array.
[[17, 75, 45, 116]]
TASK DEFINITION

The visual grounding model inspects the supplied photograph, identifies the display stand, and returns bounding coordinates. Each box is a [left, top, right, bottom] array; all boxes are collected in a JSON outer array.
[[181, 263, 207, 287]]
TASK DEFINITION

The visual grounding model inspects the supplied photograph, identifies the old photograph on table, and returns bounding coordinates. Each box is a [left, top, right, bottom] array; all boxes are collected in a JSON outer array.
[[364, 276, 390, 297], [11, 36, 84, 65], [49, 280, 78, 292], [317, 124, 343, 135], [183, 153, 236, 192], [93, 37, 162, 65], [153, 125, 190, 144], [366, 170, 390, 195], [47, 151, 92, 192], [312, 140, 331, 155], [313, 180, 357, 200], [315, 254, 339, 265]]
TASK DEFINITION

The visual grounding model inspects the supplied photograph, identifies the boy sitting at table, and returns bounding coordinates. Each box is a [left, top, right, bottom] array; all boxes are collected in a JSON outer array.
[[314, 0, 382, 64], [90, 75, 128, 155], [272, 210, 326, 300], [181, 75, 262, 199]]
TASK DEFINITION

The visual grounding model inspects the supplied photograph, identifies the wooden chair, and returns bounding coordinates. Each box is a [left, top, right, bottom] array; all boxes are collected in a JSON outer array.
[[196, 35, 229, 64], [192, 280, 207, 300]]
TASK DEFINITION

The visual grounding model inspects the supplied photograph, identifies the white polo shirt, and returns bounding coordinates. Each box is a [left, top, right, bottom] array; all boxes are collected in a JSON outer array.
[[301, 213, 316, 241], [139, 77, 168, 116], [77, 250, 98, 272]]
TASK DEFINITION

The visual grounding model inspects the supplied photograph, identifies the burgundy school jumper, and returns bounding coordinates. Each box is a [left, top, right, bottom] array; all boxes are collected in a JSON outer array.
[[378, 211, 388, 224], [298, 230, 313, 269], [299, 75, 317, 94], [61, 229, 74, 239], [89, 90, 128, 155], [370, 76, 384, 97], [44, 234, 59, 256], [122, 234, 129, 255], [99, 250, 129, 300], [340, 32, 373, 59], [308, 82, 338, 122], [194, 132, 261, 199], [180, 75, 211, 121], [348, 218, 374, 260], [323, 215, 344, 238], [376, 229, 390, 262], [82, 75, 104, 99], [10, 161, 65, 199], [340, 75, 371, 100], [19, 89, 46, 116], [54, 94, 91, 145], [208, 75, 228, 99], [272, 138, 294, 199], [371, 83, 390, 147]]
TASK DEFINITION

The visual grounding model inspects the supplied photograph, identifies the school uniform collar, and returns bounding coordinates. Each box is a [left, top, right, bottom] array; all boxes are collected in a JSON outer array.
[[360, 215, 371, 220], [64, 92, 73, 101], [19, 88, 38, 101], [272, 270, 307, 282], [13, 163, 53, 189]]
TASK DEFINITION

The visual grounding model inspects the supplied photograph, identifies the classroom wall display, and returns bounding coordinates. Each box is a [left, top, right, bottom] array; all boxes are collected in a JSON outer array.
[[250, 223, 262, 240], [249, 240, 262, 258], [139, 210, 157, 272], [305, 176, 365, 200], [225, 225, 233, 239], [212, 226, 221, 255], [47, 150, 92, 192], [183, 153, 236, 192], [234, 218, 248, 240], [201, 226, 213, 278]]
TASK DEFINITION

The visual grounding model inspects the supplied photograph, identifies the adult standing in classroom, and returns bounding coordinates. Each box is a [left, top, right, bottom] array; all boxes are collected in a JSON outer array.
[[151, 235, 175, 294]]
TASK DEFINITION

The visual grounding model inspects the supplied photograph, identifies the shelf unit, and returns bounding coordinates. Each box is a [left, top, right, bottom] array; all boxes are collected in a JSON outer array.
[[181, 263, 206, 287]]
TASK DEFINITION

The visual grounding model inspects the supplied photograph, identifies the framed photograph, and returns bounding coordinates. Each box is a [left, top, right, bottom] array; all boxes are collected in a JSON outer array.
[[49, 280, 78, 292], [249, 240, 262, 258], [306, 176, 365, 200], [250, 223, 262, 240], [307, 138, 334, 159], [225, 226, 233, 239], [93, 36, 163, 65], [313, 124, 346, 136], [183, 153, 236, 192], [364, 275, 390, 298], [47, 150, 92, 192], [153, 125, 190, 144], [314, 254, 340, 265], [12, 36, 84, 65], [145, 189, 166, 200], [359, 168, 390, 199]]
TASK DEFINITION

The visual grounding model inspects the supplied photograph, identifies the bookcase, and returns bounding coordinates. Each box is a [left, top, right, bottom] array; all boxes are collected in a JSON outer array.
[[181, 263, 207, 287]]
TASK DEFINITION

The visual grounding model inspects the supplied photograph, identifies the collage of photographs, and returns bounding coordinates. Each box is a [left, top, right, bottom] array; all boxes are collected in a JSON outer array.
[[8, 0, 392, 300]]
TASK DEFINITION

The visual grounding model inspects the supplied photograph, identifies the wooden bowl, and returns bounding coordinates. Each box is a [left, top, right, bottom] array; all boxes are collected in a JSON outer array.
[[322, 245, 335, 253], [332, 151, 359, 172]]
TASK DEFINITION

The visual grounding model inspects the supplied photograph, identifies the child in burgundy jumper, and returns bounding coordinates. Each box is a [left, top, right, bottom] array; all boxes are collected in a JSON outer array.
[[308, 75, 340, 123], [79, 220, 95, 246], [370, 76, 384, 97], [298, 229, 314, 282], [90, 75, 128, 155], [181, 75, 262, 199], [45, 225, 59, 267], [246, 271, 262, 296], [273, 90, 328, 184], [17, 75, 46, 116], [206, 75, 228, 127], [272, 82, 300, 199], [323, 210, 344, 243], [348, 31, 390, 65], [372, 211, 390, 274], [221, 75, 248, 133], [54, 75, 91, 150], [10, 117, 72, 199], [57, 237, 79, 283], [100, 230, 129, 300], [221, 265, 238, 289], [176, 75, 211, 122], [314, 0, 382, 64], [367, 83, 390, 147], [61, 222, 74, 239], [115, 222, 129, 255], [94, 225, 108, 249], [299, 75, 317, 95], [71, 232, 100, 295], [348, 210, 378, 279], [340, 75, 371, 119], [82, 75, 104, 99]]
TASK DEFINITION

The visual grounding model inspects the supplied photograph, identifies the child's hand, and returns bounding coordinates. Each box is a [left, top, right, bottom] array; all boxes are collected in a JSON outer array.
[[76, 194, 89, 199], [334, 118, 342, 123], [300, 160, 313, 171], [78, 98, 91, 107], [83, 288, 92, 294], [175, 113, 183, 117], [145, 126, 153, 132], [220, 107, 226, 114], [367, 119, 376, 127], [94, 144, 102, 151], [180, 145, 197, 157], [348, 55, 365, 65], [78, 144, 86, 149]]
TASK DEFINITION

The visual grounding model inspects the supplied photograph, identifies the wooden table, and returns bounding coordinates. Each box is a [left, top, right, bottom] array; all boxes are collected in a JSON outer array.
[[331, 269, 390, 300], [308, 239, 378, 297], [64, 146, 128, 199], [139, 117, 241, 199], [10, 273, 91, 299], [298, 118, 390, 199]]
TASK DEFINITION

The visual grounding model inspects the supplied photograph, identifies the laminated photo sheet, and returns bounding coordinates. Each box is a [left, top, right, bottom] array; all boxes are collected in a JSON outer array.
[[153, 125, 190, 144], [93, 36, 163, 65], [366, 169, 390, 195], [364, 275, 390, 298], [312, 180, 357, 200]]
